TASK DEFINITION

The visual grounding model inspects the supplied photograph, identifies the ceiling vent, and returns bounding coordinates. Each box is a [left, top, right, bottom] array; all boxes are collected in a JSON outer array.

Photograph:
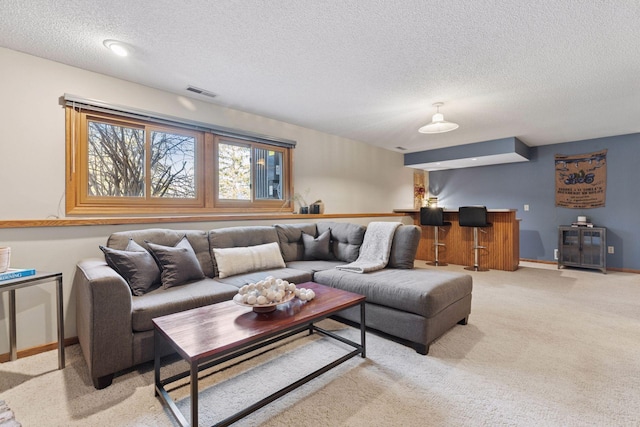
[[186, 86, 217, 98], [395, 146, 408, 151]]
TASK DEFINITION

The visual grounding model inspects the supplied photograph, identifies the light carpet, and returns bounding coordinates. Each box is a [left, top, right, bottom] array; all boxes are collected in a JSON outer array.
[[1, 262, 639, 426]]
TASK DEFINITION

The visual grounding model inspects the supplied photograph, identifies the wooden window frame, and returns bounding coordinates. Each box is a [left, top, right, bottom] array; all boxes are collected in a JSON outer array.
[[214, 137, 292, 211], [66, 106, 294, 215]]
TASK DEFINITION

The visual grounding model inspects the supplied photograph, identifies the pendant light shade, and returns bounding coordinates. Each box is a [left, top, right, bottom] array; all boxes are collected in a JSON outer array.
[[418, 102, 459, 134]]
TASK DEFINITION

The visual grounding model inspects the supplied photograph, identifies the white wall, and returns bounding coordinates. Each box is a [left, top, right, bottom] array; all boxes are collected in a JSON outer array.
[[0, 47, 414, 353]]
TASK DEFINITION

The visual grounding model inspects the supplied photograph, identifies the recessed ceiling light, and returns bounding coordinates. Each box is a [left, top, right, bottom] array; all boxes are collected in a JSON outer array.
[[103, 39, 129, 57], [471, 158, 477, 161]]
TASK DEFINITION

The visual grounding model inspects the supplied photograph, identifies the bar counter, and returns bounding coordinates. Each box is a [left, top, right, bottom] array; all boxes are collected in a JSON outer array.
[[394, 208, 520, 271]]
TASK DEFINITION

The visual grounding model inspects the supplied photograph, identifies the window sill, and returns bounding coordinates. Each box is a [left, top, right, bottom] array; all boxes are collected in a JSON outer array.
[[0, 212, 408, 229]]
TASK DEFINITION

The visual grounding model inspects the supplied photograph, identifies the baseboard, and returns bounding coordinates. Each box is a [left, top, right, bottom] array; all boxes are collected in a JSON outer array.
[[520, 258, 640, 274], [520, 258, 557, 265], [0, 336, 78, 363]]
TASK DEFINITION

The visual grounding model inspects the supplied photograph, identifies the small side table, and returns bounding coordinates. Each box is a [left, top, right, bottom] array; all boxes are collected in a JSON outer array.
[[0, 271, 65, 369]]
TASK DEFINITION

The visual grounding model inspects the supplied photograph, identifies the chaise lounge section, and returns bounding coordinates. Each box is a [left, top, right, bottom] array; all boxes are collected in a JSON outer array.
[[74, 222, 472, 389]]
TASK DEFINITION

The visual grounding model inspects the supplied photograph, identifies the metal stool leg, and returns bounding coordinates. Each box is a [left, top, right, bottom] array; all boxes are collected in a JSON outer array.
[[428, 226, 448, 266], [465, 227, 488, 271]]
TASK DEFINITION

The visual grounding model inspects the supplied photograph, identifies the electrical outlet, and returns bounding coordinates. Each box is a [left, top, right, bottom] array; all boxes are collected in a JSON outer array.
[[608, 246, 614, 254], [554, 249, 559, 260]]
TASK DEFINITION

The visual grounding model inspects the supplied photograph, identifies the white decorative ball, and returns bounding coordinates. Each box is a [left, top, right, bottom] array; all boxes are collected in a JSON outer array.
[[235, 277, 303, 307]]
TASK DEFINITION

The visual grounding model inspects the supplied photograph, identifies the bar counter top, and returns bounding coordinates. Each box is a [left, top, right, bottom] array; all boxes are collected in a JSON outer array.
[[394, 208, 518, 213]]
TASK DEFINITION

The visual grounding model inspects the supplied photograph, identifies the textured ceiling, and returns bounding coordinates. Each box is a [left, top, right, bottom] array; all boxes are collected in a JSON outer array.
[[1, 1, 639, 153]]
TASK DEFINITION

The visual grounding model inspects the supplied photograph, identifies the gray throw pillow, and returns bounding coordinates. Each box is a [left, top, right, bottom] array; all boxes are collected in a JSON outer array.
[[302, 229, 332, 260], [100, 239, 161, 296], [316, 222, 365, 262], [388, 225, 421, 269], [146, 235, 205, 289]]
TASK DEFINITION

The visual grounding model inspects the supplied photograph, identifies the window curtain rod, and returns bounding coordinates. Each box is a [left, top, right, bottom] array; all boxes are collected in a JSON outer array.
[[63, 94, 297, 149]]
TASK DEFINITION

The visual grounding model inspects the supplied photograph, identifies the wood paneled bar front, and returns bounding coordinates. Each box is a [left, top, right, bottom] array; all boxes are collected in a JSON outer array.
[[395, 208, 520, 271]]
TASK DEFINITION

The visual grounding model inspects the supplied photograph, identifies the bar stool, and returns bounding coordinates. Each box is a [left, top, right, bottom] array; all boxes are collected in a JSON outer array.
[[420, 207, 451, 266], [459, 206, 491, 271]]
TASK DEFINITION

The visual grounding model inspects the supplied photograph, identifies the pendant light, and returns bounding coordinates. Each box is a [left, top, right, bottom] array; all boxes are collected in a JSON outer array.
[[418, 102, 459, 134]]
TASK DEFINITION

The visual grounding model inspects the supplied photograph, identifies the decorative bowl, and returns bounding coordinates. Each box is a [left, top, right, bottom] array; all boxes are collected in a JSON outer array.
[[234, 290, 296, 313]]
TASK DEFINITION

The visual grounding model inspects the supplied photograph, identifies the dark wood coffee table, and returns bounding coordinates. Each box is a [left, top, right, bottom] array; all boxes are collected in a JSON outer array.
[[153, 281, 366, 427]]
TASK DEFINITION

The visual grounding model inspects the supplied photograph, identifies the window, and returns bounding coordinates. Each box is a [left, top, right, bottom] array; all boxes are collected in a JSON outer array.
[[66, 104, 293, 215], [218, 142, 251, 201], [216, 141, 286, 204]]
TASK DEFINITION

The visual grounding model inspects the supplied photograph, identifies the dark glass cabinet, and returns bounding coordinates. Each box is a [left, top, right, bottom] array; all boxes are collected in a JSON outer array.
[[558, 226, 606, 273]]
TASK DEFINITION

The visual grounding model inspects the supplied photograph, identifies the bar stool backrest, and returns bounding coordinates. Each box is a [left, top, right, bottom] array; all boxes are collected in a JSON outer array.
[[459, 206, 489, 228], [420, 207, 446, 227]]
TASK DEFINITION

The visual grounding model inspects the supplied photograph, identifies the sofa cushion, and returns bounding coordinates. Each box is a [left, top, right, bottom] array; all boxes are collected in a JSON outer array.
[[107, 229, 214, 278], [213, 267, 313, 288], [131, 279, 238, 332], [146, 236, 205, 289], [316, 222, 365, 262], [99, 239, 160, 296], [286, 260, 347, 274], [313, 268, 472, 318], [209, 226, 280, 276], [212, 242, 286, 279], [388, 225, 422, 269], [274, 223, 317, 262], [302, 229, 333, 260]]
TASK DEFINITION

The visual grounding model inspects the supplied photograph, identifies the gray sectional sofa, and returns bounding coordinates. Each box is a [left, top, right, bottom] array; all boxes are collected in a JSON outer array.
[[74, 221, 472, 389]]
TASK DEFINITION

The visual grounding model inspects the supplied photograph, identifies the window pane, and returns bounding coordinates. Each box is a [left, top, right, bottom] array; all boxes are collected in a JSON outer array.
[[255, 148, 283, 200], [150, 131, 196, 198], [87, 121, 144, 197], [218, 143, 251, 200]]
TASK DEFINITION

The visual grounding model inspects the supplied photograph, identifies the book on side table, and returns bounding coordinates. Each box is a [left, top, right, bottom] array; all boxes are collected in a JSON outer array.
[[0, 268, 36, 282]]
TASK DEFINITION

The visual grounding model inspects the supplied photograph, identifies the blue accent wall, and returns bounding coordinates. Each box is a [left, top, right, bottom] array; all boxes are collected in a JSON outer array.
[[428, 133, 640, 270]]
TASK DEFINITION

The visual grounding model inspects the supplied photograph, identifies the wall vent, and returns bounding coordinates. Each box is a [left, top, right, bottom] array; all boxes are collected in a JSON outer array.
[[186, 86, 217, 98]]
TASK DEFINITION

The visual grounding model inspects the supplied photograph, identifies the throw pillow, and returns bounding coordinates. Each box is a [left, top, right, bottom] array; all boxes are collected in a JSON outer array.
[[146, 236, 205, 289], [100, 239, 160, 296], [316, 222, 365, 262], [212, 242, 286, 279], [302, 229, 332, 260], [388, 225, 421, 269]]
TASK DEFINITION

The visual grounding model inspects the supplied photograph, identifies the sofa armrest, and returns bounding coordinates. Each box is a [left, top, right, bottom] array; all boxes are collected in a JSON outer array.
[[74, 258, 134, 386]]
